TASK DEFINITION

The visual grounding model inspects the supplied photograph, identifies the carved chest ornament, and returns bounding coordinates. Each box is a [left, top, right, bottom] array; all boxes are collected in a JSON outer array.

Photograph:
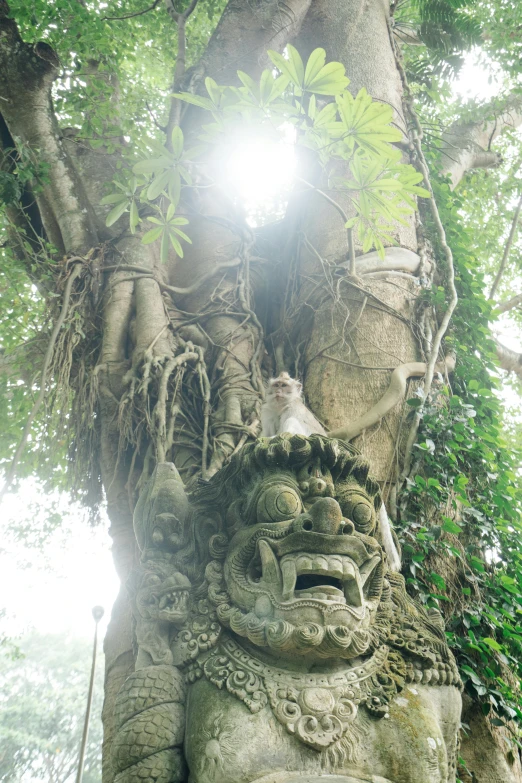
[[190, 635, 403, 758]]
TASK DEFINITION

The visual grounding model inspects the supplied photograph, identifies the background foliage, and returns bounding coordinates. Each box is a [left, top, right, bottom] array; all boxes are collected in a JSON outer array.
[[0, 631, 104, 783]]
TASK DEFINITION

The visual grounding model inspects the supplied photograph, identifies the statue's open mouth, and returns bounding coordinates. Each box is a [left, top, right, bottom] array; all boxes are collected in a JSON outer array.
[[247, 537, 382, 613], [295, 572, 344, 596], [152, 584, 190, 622], [158, 588, 189, 612]]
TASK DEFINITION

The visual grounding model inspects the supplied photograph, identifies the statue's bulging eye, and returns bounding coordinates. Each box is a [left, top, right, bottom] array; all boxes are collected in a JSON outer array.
[[353, 502, 372, 526], [257, 486, 302, 524], [340, 493, 376, 534]]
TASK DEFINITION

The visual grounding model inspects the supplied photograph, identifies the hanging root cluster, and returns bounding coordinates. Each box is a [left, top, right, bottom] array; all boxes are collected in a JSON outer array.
[[1, 224, 267, 516], [78, 237, 264, 511], [0, 251, 103, 506], [116, 325, 211, 492], [49, 254, 105, 508]]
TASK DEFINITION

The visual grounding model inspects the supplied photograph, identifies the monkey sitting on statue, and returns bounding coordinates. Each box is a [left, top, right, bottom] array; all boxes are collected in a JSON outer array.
[[260, 372, 402, 572], [261, 372, 326, 436]]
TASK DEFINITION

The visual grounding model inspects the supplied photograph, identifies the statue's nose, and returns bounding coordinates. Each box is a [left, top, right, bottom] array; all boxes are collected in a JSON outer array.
[[308, 497, 343, 535], [309, 477, 327, 494]]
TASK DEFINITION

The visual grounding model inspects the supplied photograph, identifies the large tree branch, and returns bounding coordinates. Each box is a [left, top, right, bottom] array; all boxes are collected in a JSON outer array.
[[496, 292, 522, 315], [0, 111, 58, 262], [0, 1, 98, 253], [494, 338, 522, 380], [178, 0, 312, 134], [189, 0, 312, 84], [440, 95, 522, 189]]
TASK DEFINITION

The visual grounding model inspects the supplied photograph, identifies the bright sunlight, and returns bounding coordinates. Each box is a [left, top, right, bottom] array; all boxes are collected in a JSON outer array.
[[222, 134, 297, 223]]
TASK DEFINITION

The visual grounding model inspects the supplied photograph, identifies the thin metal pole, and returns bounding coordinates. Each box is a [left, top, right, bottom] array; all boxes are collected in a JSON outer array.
[[76, 606, 104, 783]]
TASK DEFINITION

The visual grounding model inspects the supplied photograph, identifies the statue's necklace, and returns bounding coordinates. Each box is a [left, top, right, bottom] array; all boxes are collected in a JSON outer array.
[[191, 635, 400, 752]]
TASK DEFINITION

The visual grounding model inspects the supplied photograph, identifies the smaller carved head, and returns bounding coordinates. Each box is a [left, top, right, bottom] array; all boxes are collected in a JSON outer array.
[[135, 562, 191, 627], [133, 463, 189, 553]]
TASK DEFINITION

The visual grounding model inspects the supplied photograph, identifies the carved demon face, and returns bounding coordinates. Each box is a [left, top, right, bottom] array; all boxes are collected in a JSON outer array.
[[136, 565, 191, 626], [202, 440, 388, 660]]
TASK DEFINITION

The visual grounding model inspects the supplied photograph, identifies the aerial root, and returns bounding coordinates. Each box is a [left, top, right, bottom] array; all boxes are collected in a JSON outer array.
[[328, 356, 456, 443], [0, 258, 87, 501]]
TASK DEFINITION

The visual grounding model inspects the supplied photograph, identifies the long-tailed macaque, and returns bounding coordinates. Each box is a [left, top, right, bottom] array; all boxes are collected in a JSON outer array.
[[260, 372, 402, 571], [261, 372, 326, 437]]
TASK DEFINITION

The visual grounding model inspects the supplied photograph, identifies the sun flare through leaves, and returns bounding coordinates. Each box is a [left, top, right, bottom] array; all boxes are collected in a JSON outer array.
[[103, 47, 430, 260]]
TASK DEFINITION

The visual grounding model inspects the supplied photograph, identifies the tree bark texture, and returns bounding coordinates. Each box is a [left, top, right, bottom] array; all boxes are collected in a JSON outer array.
[[459, 695, 522, 783]]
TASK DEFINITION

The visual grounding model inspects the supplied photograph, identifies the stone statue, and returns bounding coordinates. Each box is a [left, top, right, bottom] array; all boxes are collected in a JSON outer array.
[[112, 435, 462, 783]]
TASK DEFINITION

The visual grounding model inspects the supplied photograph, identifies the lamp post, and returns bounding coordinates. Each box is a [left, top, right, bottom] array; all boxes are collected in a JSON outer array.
[[76, 605, 104, 783]]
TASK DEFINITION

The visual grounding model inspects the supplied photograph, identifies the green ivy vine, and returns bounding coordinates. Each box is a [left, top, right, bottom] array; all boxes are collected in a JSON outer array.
[[398, 173, 522, 750]]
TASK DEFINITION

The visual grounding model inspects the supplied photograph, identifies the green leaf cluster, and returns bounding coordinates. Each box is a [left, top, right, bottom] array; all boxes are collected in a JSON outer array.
[[101, 125, 197, 258], [9, 0, 225, 150], [394, 0, 482, 91], [119, 46, 431, 259]]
